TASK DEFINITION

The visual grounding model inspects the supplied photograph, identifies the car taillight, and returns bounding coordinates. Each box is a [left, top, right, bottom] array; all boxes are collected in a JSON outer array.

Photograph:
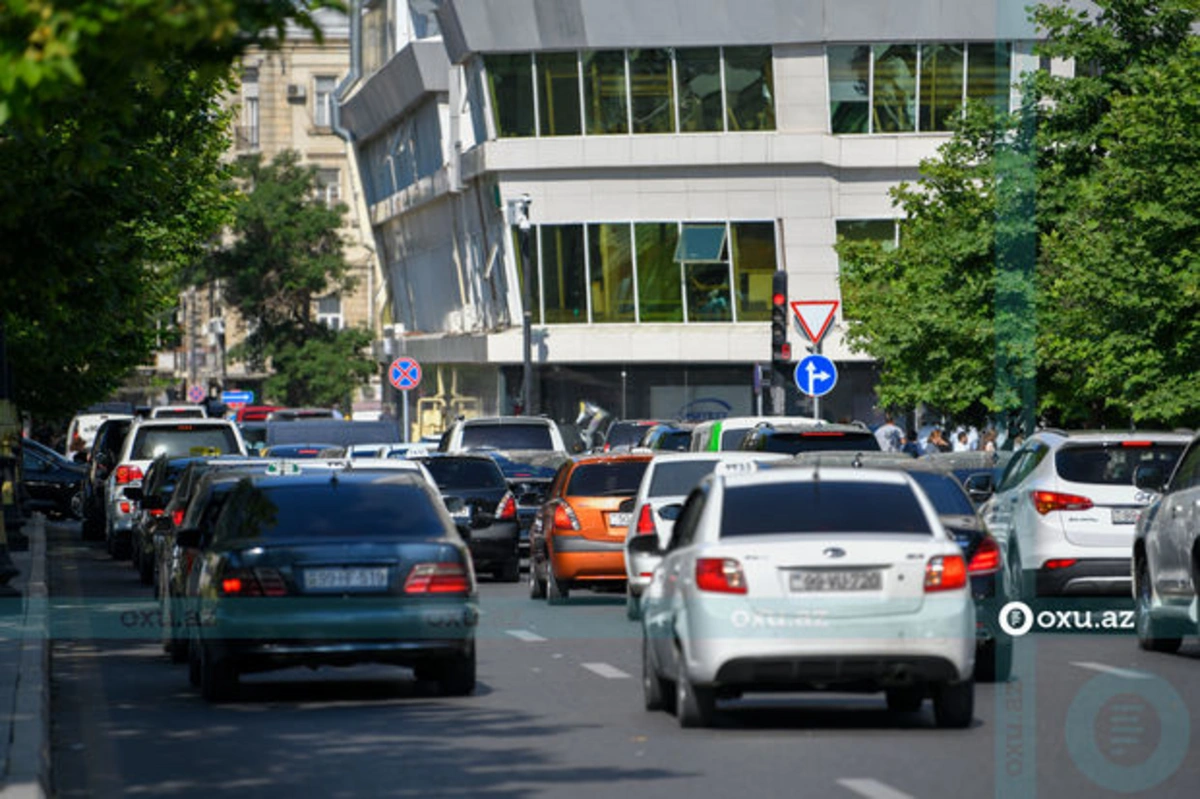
[[1032, 490, 1093, 515], [635, 504, 656, 536], [695, 558, 747, 594], [172, 509, 185, 527], [925, 555, 967, 592], [967, 535, 1001, 575], [119, 501, 132, 514], [404, 563, 471, 594], [115, 465, 143, 485], [553, 502, 581, 531], [149, 508, 164, 518], [219, 567, 288, 597], [495, 493, 518, 521], [1043, 558, 1078, 570], [1121, 441, 1153, 448]]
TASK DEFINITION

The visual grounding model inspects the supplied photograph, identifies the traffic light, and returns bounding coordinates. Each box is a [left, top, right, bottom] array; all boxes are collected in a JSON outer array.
[[771, 271, 791, 364]]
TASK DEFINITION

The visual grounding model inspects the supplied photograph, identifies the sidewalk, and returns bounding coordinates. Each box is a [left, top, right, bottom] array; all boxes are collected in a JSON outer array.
[[0, 514, 49, 799]]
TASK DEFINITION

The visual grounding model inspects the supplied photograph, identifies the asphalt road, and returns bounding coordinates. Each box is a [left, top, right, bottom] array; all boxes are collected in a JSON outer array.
[[45, 518, 1200, 798]]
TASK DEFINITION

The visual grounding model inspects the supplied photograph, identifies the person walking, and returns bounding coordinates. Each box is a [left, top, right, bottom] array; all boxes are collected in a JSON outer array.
[[874, 413, 904, 452]]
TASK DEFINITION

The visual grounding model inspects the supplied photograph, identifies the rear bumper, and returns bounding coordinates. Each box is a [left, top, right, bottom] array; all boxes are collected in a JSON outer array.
[[213, 638, 473, 673], [714, 654, 964, 691], [550, 539, 626, 582], [1035, 558, 1130, 596]]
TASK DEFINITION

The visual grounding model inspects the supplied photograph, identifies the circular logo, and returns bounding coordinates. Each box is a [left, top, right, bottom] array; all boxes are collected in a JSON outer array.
[[1066, 674, 1189, 793], [998, 600, 1036, 637]]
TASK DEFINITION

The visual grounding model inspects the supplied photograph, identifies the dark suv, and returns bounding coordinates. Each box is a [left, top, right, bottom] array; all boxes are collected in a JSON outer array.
[[737, 422, 882, 454], [81, 417, 134, 541]]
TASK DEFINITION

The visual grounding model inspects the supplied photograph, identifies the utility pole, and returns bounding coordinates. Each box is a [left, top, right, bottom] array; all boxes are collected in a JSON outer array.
[[515, 194, 534, 416]]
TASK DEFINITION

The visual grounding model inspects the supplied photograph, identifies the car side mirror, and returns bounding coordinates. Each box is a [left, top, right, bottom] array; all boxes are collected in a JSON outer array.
[[175, 527, 202, 549], [964, 473, 995, 504], [658, 503, 683, 522], [1133, 463, 1166, 493], [618, 498, 635, 514]]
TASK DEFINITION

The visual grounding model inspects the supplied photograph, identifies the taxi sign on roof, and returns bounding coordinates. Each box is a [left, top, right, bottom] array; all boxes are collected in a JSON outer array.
[[715, 460, 758, 477], [265, 462, 303, 476]]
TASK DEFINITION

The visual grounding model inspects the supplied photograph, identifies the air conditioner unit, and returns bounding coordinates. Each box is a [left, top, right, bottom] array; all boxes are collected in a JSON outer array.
[[287, 84, 306, 101]]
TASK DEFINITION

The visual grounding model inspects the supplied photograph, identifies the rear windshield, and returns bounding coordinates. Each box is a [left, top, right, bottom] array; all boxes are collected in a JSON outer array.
[[1056, 443, 1185, 486], [213, 479, 448, 542], [758, 431, 880, 454], [461, 423, 553, 450], [132, 426, 240, 460], [720, 428, 746, 450], [907, 471, 975, 515], [567, 461, 650, 497], [654, 431, 692, 451], [606, 422, 657, 448], [648, 461, 719, 497], [720, 482, 932, 536], [421, 459, 507, 491]]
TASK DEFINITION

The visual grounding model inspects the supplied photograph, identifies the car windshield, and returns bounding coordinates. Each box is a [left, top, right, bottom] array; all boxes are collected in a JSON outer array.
[[1055, 443, 1185, 486], [720, 481, 933, 536], [648, 460, 719, 496], [213, 479, 447, 543], [758, 431, 880, 454], [606, 422, 656, 448], [907, 471, 976, 515], [421, 459, 507, 490], [567, 461, 650, 496], [719, 428, 746, 450], [461, 423, 553, 450], [132, 426, 240, 460]]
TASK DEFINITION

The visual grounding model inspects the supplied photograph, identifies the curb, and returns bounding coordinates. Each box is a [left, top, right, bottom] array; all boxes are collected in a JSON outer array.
[[1, 515, 48, 799]]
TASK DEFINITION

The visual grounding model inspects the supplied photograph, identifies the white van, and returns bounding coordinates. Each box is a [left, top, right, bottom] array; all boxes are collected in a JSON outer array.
[[64, 412, 133, 457]]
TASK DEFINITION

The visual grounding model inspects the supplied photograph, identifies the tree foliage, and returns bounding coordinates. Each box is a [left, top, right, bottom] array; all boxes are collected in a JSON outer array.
[[838, 0, 1199, 430], [0, 1, 332, 419], [199, 150, 375, 409]]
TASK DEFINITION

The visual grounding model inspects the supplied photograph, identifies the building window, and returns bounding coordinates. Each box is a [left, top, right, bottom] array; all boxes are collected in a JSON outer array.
[[587, 223, 635, 323], [314, 76, 337, 127], [582, 50, 629, 135], [316, 169, 341, 206], [634, 223, 683, 322], [829, 42, 1014, 134], [628, 48, 676, 134], [540, 224, 587, 323], [317, 295, 343, 329], [677, 48, 724, 133], [240, 96, 260, 149], [536, 52, 582, 137], [485, 54, 536, 138], [836, 220, 901, 259], [726, 46, 775, 131], [731, 222, 776, 322]]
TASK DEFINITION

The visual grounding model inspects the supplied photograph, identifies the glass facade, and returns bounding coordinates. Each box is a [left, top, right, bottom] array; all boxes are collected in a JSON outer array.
[[486, 47, 774, 140], [829, 42, 1015, 134], [512, 221, 777, 325]]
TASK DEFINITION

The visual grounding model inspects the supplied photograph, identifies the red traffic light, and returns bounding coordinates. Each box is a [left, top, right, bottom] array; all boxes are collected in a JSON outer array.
[[772, 292, 786, 306], [781, 343, 792, 360]]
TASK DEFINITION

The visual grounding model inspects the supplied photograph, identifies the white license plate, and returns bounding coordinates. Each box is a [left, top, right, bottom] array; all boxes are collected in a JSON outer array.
[[1111, 507, 1142, 525], [303, 567, 389, 591], [790, 570, 881, 592], [608, 512, 632, 528]]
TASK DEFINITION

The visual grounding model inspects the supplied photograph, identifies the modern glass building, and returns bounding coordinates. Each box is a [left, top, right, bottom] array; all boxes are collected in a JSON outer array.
[[336, 0, 1061, 436]]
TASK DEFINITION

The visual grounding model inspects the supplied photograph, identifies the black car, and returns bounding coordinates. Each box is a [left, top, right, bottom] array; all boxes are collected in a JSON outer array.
[[20, 437, 85, 519], [486, 450, 569, 560], [80, 417, 134, 540], [180, 469, 478, 701], [922, 450, 1014, 506], [738, 422, 882, 454], [637, 423, 695, 452], [414, 454, 522, 582], [125, 455, 202, 585]]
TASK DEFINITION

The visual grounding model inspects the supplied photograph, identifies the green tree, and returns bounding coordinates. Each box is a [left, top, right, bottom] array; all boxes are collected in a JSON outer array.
[[199, 150, 375, 409], [838, 0, 1199, 430]]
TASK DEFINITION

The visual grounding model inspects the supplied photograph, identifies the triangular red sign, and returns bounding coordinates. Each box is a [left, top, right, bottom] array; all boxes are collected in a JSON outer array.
[[790, 300, 839, 343]]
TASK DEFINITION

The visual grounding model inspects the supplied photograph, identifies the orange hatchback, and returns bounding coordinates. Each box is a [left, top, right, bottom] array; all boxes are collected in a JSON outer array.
[[528, 453, 652, 604]]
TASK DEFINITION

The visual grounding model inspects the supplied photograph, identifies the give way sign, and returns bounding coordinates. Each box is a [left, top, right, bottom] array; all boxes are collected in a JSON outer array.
[[790, 300, 839, 344]]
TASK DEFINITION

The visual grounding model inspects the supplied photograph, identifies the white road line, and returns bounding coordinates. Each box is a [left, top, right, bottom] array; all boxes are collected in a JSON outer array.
[[582, 662, 632, 679], [1071, 662, 1153, 680], [838, 779, 916, 799], [505, 629, 547, 643]]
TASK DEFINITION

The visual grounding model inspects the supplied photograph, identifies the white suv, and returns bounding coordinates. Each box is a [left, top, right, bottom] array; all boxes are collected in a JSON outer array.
[[982, 430, 1190, 597], [105, 418, 247, 556], [439, 416, 567, 454]]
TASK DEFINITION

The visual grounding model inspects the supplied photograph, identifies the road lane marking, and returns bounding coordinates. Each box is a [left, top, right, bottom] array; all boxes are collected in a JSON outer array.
[[582, 662, 632, 679], [1071, 662, 1153, 680], [837, 779, 916, 799], [505, 629, 547, 643]]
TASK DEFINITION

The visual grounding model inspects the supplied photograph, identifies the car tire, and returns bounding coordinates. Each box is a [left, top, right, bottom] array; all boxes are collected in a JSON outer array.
[[675, 655, 715, 728], [528, 558, 547, 599], [976, 637, 1013, 683], [932, 678, 974, 729], [435, 648, 477, 697], [498, 557, 521, 583], [69, 491, 84, 520], [199, 642, 237, 702], [642, 634, 672, 712], [885, 686, 925, 713], [626, 590, 641, 622], [547, 567, 569, 605], [1135, 558, 1183, 653]]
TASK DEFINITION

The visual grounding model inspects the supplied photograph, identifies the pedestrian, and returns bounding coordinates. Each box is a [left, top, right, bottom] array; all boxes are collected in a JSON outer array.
[[874, 413, 904, 452], [901, 428, 922, 457], [980, 430, 998, 452], [926, 427, 951, 454], [953, 430, 970, 452]]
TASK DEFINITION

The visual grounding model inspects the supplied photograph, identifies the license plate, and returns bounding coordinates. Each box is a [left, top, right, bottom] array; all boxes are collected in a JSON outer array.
[[1111, 507, 1141, 525], [790, 570, 881, 592], [608, 512, 631, 528], [303, 567, 389, 591]]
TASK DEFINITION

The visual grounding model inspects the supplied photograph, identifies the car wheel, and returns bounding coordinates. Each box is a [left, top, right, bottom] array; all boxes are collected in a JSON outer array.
[[435, 647, 477, 697], [69, 491, 84, 520], [976, 637, 1013, 683], [675, 655, 715, 728], [528, 558, 546, 600], [199, 642, 238, 702], [626, 590, 641, 621], [547, 567, 569, 605], [1135, 558, 1182, 653], [498, 557, 521, 583], [932, 678, 974, 729], [642, 633, 672, 712], [885, 686, 925, 713]]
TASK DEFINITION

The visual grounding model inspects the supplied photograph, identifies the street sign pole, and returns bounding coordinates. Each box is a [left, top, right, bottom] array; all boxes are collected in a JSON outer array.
[[402, 390, 409, 443], [813, 340, 821, 420]]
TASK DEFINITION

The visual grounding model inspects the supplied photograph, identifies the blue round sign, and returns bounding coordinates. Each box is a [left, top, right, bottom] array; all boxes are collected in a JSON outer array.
[[389, 357, 422, 391], [794, 354, 837, 398]]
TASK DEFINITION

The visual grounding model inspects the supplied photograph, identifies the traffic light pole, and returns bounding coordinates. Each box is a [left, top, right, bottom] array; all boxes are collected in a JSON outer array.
[[770, 270, 789, 416]]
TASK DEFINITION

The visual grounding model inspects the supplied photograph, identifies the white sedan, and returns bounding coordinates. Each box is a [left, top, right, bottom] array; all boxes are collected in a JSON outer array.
[[640, 464, 976, 728]]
